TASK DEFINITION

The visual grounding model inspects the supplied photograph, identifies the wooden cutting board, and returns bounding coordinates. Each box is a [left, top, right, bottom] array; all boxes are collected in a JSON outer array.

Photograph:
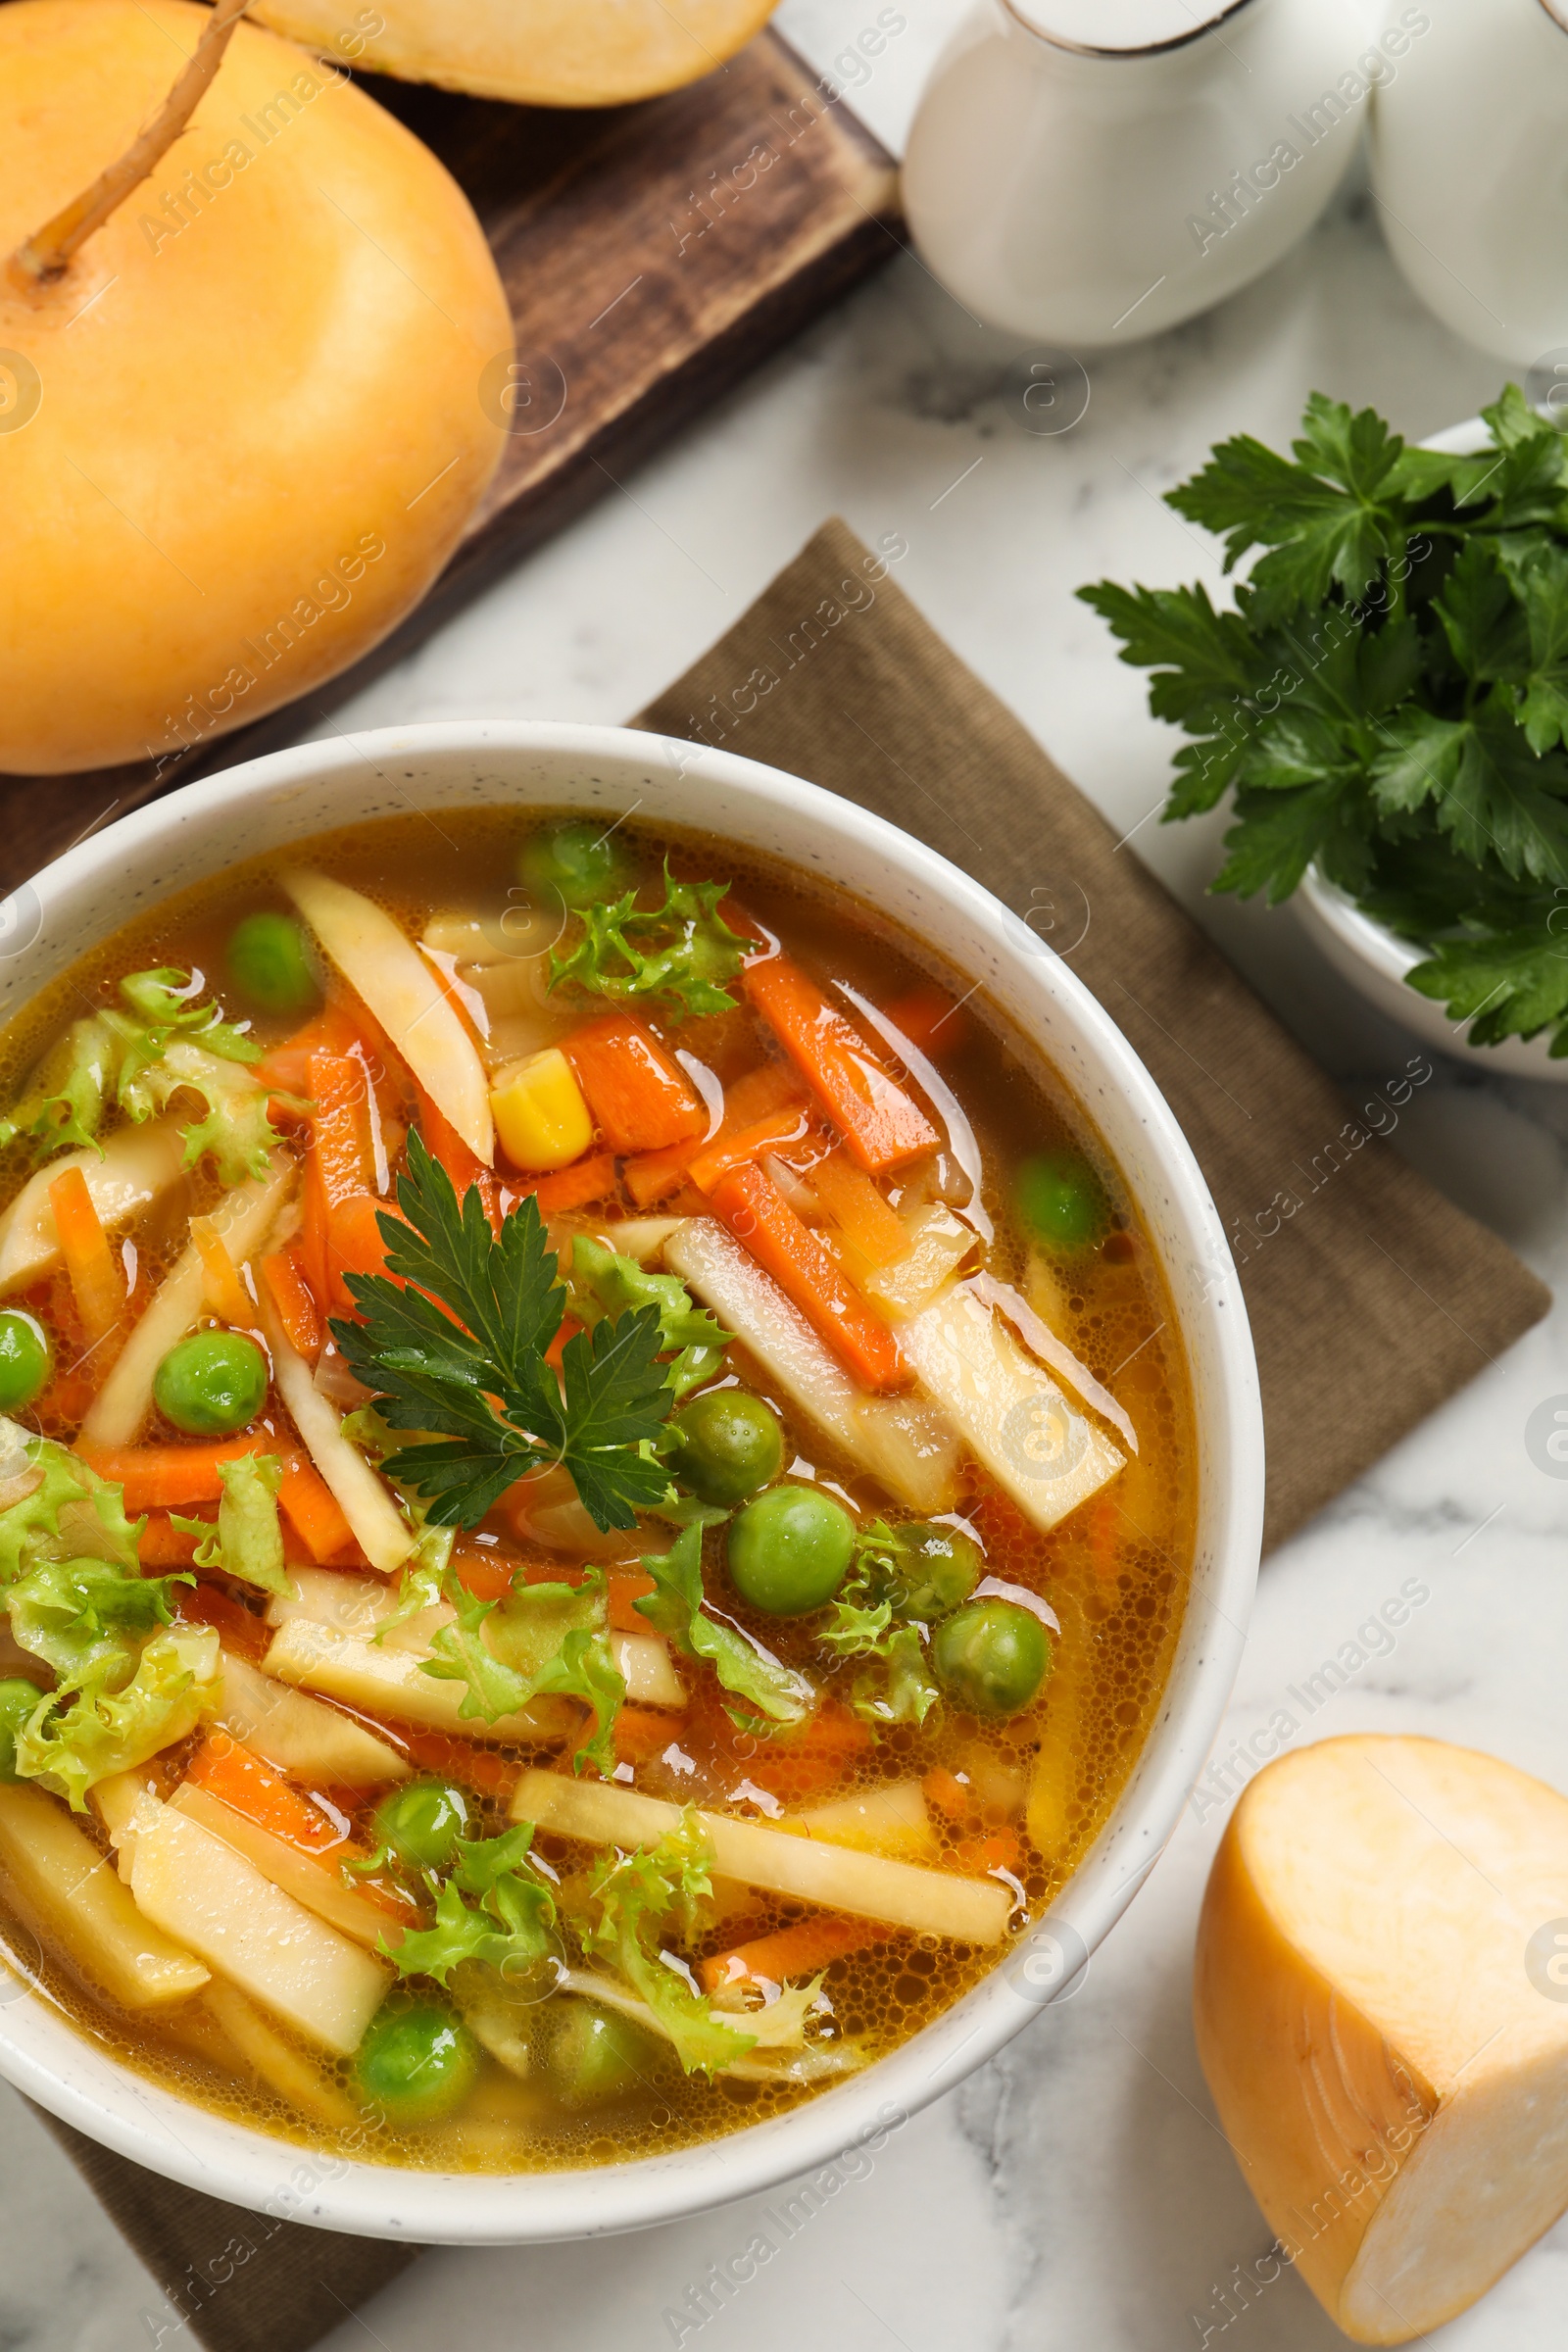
[[0, 28, 901, 891]]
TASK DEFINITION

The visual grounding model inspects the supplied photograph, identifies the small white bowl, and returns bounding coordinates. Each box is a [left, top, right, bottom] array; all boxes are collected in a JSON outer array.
[[1294, 865, 1568, 1081], [0, 722, 1263, 2243], [1294, 416, 1568, 1080]]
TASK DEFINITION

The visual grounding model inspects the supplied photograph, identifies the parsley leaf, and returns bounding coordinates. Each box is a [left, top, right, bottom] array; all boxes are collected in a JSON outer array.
[[549, 860, 747, 1020], [332, 1134, 673, 1533]]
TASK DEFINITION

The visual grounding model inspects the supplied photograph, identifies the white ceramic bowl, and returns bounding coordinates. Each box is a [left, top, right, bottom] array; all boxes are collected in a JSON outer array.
[[1294, 416, 1568, 1082], [0, 722, 1263, 2243]]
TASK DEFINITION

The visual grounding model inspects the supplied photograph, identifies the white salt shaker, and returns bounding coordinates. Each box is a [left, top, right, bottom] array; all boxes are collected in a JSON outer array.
[[1370, 0, 1568, 368], [903, 0, 1408, 347]]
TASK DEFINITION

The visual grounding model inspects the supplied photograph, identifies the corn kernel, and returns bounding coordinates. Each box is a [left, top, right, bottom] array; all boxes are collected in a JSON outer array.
[[489, 1048, 594, 1172]]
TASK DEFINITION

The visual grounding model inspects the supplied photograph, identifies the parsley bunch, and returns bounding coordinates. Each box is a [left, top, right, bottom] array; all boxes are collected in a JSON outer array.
[[332, 1134, 674, 1532], [1081, 387, 1568, 1054]]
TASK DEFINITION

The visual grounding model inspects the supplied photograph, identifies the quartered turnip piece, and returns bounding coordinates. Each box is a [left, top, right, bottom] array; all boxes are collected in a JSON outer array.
[[1197, 1735, 1568, 2343]]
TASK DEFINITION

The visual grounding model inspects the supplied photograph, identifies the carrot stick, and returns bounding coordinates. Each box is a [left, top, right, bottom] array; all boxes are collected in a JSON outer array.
[[710, 1162, 907, 1393], [172, 1579, 270, 1658], [612, 1705, 683, 1766], [261, 1249, 322, 1363], [48, 1165, 125, 1349], [399, 1730, 516, 1800], [138, 1511, 204, 1565], [922, 1767, 972, 1826], [622, 1058, 804, 1206], [251, 1003, 370, 1097], [700, 1913, 887, 1997], [277, 1455, 355, 1565], [744, 955, 939, 1174], [563, 1013, 706, 1154], [299, 1155, 331, 1317], [185, 1732, 346, 1854], [75, 1435, 268, 1508], [414, 1083, 500, 1234], [686, 1102, 813, 1197], [324, 1192, 405, 1314], [514, 1152, 620, 1217], [607, 1568, 657, 1634], [308, 1052, 377, 1207], [190, 1215, 255, 1325], [804, 1147, 908, 1267], [880, 985, 971, 1061]]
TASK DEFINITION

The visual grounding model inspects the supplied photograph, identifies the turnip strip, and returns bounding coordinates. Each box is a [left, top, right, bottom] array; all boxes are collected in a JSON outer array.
[[0, 1119, 188, 1296], [216, 1648, 410, 1788], [971, 1271, 1138, 1455], [124, 1792, 389, 2055], [203, 1982, 358, 2130], [0, 1780, 210, 2008], [284, 869, 494, 1163], [256, 1291, 414, 1573], [264, 1573, 685, 1706], [263, 1617, 577, 1744], [80, 1156, 297, 1446], [512, 1770, 1012, 1944], [788, 1781, 937, 1863], [167, 1782, 396, 1949], [862, 1204, 979, 1321], [663, 1219, 958, 1514], [898, 1282, 1125, 1537]]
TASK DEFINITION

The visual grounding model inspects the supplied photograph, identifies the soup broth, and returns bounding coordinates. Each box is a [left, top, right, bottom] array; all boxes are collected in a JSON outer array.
[[0, 809, 1196, 2173]]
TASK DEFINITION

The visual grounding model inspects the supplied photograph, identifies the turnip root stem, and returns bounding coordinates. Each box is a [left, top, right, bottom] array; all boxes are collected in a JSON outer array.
[[9, 0, 252, 288]]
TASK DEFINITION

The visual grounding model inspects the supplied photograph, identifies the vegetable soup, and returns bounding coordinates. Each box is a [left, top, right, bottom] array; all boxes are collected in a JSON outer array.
[[0, 810, 1196, 2171]]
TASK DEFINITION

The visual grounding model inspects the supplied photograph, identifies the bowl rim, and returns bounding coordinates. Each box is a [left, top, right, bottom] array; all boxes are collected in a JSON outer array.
[[0, 719, 1264, 2242]]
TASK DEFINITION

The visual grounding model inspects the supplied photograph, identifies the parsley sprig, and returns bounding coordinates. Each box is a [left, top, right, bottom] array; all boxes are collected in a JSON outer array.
[[1080, 386, 1568, 1054], [332, 1134, 674, 1532]]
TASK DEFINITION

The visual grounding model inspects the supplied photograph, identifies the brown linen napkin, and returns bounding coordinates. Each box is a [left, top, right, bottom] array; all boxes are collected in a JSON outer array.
[[26, 516, 1550, 2352], [637, 518, 1552, 1551]]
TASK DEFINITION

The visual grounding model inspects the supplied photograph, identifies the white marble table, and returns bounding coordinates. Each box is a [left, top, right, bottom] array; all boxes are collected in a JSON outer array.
[[7, 5, 1568, 2348]]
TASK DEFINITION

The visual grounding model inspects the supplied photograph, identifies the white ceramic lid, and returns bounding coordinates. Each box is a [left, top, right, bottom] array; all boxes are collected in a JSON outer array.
[[1005, 0, 1255, 53]]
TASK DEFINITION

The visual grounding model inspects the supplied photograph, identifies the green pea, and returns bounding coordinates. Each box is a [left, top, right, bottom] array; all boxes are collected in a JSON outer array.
[[515, 819, 631, 911], [550, 2000, 661, 2105], [667, 1390, 783, 1507], [225, 911, 318, 1016], [882, 1523, 982, 1623], [371, 1781, 468, 1872], [354, 1998, 479, 2125], [0, 1310, 51, 1412], [0, 1679, 39, 1783], [931, 1599, 1051, 1718], [153, 1331, 269, 1437], [1016, 1151, 1108, 1258], [728, 1485, 854, 1615]]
